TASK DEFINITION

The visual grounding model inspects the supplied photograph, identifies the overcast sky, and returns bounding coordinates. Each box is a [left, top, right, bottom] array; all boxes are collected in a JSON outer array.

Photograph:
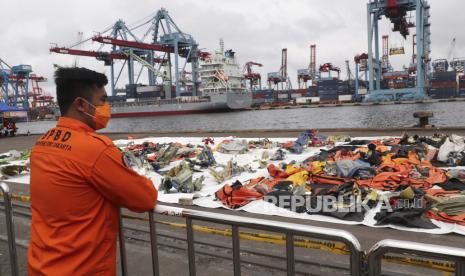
[[1, 0, 464, 97]]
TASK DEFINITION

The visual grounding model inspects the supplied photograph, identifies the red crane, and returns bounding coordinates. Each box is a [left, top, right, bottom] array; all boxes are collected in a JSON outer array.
[[319, 63, 340, 73], [382, 35, 390, 72], [6, 74, 54, 108], [267, 48, 291, 90], [49, 47, 168, 65], [243, 61, 262, 91], [319, 63, 341, 79], [354, 53, 369, 64], [92, 35, 211, 61], [309, 44, 316, 77], [409, 34, 417, 73], [297, 44, 317, 88], [386, 0, 413, 39], [281, 48, 288, 80], [93, 36, 173, 53], [29, 74, 54, 108]]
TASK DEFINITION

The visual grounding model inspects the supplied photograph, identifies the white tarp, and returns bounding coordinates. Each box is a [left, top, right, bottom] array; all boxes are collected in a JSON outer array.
[[3, 135, 465, 236]]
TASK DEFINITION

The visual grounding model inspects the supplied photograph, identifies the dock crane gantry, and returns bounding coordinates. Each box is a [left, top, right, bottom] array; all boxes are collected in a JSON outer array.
[[243, 62, 262, 92], [50, 8, 210, 98], [366, 0, 431, 102]]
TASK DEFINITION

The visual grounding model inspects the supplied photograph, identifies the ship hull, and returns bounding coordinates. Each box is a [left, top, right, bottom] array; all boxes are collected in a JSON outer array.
[[111, 92, 251, 118], [227, 91, 253, 109], [111, 107, 228, 118]]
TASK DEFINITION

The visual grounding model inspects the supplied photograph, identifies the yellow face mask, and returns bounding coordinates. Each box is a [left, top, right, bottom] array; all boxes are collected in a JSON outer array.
[[82, 99, 111, 130]]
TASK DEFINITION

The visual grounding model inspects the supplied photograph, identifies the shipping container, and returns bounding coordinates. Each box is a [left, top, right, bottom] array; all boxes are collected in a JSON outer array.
[[430, 81, 457, 89], [252, 93, 266, 99], [295, 97, 312, 104], [252, 98, 266, 105], [136, 85, 161, 93], [357, 88, 368, 95], [432, 71, 457, 81], [319, 89, 339, 95], [265, 93, 274, 99], [309, 97, 320, 103], [125, 84, 138, 98], [318, 80, 344, 96], [407, 77, 416, 88], [459, 77, 465, 89], [319, 100, 338, 104], [293, 88, 307, 94], [319, 94, 338, 101], [429, 88, 456, 99], [108, 95, 126, 102], [305, 92, 319, 97], [380, 79, 389, 89], [338, 95, 353, 102]]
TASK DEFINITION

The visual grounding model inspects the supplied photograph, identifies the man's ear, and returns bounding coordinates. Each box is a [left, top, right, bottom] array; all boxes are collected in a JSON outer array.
[[74, 98, 88, 113]]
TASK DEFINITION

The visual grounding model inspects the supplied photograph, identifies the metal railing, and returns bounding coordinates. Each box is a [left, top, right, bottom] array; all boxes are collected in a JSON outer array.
[[2, 187, 465, 276], [0, 182, 128, 276], [0, 182, 19, 276], [367, 239, 465, 276], [148, 204, 363, 276], [118, 209, 128, 276]]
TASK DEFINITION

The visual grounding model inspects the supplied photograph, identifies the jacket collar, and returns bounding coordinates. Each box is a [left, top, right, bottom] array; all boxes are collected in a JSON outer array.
[[56, 117, 94, 133]]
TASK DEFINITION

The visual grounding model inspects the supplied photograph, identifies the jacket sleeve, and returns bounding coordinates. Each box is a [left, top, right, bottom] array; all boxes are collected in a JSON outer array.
[[89, 145, 158, 212]]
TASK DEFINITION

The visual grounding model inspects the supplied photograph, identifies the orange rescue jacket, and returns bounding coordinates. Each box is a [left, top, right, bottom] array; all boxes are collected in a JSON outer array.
[[28, 117, 157, 276]]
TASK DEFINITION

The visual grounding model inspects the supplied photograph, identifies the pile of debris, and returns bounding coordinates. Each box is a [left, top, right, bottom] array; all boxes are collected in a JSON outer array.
[[212, 132, 465, 228], [5, 130, 465, 230], [0, 150, 30, 180]]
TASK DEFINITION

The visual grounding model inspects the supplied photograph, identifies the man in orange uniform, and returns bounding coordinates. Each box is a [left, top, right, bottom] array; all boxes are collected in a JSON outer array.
[[28, 67, 158, 275]]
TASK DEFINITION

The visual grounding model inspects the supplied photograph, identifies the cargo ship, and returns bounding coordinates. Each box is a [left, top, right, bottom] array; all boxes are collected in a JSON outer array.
[[110, 43, 252, 118]]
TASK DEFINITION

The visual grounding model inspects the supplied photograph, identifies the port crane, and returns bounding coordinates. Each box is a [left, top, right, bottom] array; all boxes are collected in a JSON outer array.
[[366, 0, 431, 102], [50, 8, 210, 97], [447, 38, 465, 73], [243, 61, 262, 91], [319, 63, 340, 80], [267, 48, 292, 90], [0, 59, 53, 109], [0, 60, 32, 108], [297, 44, 316, 88]]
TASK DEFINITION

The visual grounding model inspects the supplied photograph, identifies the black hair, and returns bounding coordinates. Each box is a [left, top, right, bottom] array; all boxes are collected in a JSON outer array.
[[55, 67, 108, 115]]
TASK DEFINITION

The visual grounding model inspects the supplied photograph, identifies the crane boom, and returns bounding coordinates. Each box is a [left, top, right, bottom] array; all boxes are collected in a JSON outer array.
[[50, 47, 125, 59], [93, 36, 174, 53], [49, 47, 167, 63], [447, 38, 456, 61], [244, 62, 262, 75], [92, 35, 211, 60], [124, 50, 165, 79]]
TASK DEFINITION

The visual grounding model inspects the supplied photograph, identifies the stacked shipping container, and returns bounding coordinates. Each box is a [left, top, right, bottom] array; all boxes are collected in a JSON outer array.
[[290, 89, 308, 99], [430, 72, 457, 99], [306, 85, 318, 97], [459, 76, 465, 97], [252, 89, 274, 105], [318, 79, 344, 102]]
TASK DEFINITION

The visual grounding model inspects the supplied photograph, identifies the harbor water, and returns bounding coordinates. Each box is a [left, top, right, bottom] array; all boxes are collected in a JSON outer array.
[[17, 101, 465, 134]]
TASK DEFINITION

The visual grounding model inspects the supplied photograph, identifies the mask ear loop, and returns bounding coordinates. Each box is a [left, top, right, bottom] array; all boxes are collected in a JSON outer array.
[[79, 98, 96, 110], [78, 98, 97, 119]]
